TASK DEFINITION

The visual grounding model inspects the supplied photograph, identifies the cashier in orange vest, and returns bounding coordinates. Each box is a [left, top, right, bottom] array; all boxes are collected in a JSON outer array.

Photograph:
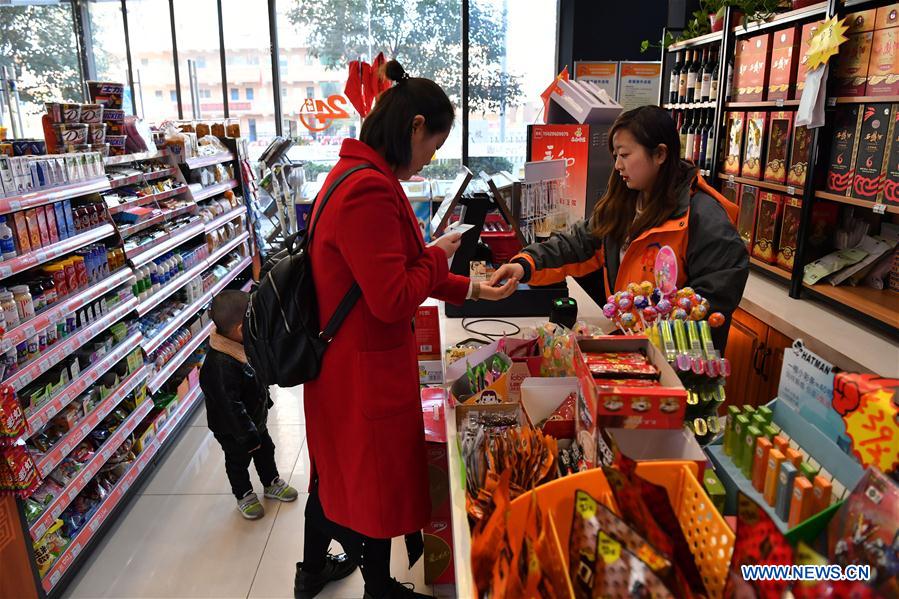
[[491, 105, 749, 349]]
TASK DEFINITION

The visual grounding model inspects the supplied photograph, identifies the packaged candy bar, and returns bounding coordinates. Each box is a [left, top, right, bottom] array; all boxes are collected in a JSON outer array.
[[539, 392, 576, 439], [726, 492, 794, 599], [569, 489, 602, 599], [594, 378, 662, 388], [592, 543, 675, 599], [828, 467, 899, 596], [588, 361, 660, 380], [584, 352, 650, 365]]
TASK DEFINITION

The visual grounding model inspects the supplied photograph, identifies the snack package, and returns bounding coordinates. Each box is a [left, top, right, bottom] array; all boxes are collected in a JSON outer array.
[[539, 392, 576, 439], [569, 489, 602, 599], [592, 544, 675, 599], [1, 445, 41, 496], [470, 470, 512, 595], [726, 492, 794, 599], [0, 385, 26, 444], [32, 519, 69, 577], [828, 468, 899, 596], [803, 248, 869, 285]]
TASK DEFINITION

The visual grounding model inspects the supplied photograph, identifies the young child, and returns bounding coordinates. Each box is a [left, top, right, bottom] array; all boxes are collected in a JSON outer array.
[[200, 290, 298, 519]]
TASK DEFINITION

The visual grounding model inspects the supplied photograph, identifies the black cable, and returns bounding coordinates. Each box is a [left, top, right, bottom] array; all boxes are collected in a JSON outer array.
[[461, 317, 522, 343]]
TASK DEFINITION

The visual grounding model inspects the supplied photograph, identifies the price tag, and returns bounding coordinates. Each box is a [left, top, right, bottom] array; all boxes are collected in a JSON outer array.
[[787, 186, 797, 196], [776, 98, 784, 107], [9, 200, 22, 211], [873, 203, 887, 215], [18, 371, 33, 387], [50, 571, 61, 586], [35, 523, 47, 539], [0, 265, 12, 278], [728, 174, 735, 183]]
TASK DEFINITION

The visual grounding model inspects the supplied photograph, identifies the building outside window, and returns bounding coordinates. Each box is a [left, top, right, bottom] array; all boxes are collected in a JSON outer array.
[[231, 88, 239, 101]]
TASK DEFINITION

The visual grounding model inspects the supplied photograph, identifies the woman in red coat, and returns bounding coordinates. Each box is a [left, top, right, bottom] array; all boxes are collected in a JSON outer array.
[[295, 61, 517, 599]]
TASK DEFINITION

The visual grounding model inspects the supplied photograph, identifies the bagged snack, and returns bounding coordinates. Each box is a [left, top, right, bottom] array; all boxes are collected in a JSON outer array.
[[0, 385, 26, 444], [592, 544, 675, 599], [471, 470, 512, 595], [1, 445, 41, 496], [569, 489, 602, 599], [539, 392, 576, 439], [803, 248, 869, 285], [32, 519, 68, 577], [726, 492, 794, 599]]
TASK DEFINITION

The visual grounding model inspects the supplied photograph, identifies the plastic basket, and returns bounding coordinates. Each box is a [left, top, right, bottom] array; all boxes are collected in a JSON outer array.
[[506, 461, 735, 599], [636, 461, 735, 599]]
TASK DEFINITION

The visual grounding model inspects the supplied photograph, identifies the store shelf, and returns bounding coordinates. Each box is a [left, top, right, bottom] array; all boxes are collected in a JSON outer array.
[[199, 256, 251, 303], [0, 224, 115, 281], [104, 148, 168, 166], [750, 257, 791, 281], [667, 30, 723, 51], [34, 366, 149, 478], [24, 331, 143, 435], [184, 153, 234, 169], [831, 95, 899, 105], [240, 278, 253, 292], [814, 190, 899, 214], [717, 173, 802, 196], [1, 268, 134, 352], [108, 167, 177, 190], [0, 178, 111, 216], [734, 2, 828, 37], [30, 385, 152, 544], [106, 185, 188, 214], [1, 296, 138, 392], [117, 203, 196, 239], [136, 258, 209, 317], [803, 283, 899, 330], [203, 206, 246, 233], [192, 179, 238, 202], [725, 100, 801, 109], [664, 101, 716, 110], [147, 320, 213, 393], [156, 384, 203, 445], [206, 231, 249, 265], [40, 396, 156, 592], [126, 220, 205, 267]]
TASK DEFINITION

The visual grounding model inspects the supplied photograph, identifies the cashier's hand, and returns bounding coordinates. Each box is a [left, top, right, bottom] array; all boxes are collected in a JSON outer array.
[[433, 232, 462, 258], [478, 279, 518, 301], [489, 263, 525, 287]]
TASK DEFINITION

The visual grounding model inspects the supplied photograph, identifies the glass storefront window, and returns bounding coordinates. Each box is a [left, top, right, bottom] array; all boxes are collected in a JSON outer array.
[[469, 0, 557, 179], [125, 0, 180, 122], [0, 0, 81, 139], [173, 0, 225, 121], [87, 0, 131, 112]]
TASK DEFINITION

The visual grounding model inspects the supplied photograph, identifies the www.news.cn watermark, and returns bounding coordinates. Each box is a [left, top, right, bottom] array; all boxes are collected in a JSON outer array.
[[742, 564, 872, 582]]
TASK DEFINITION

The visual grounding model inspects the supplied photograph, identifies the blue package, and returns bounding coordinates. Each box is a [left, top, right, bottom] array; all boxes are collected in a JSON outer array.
[[54, 202, 69, 240], [775, 461, 798, 522], [62, 200, 76, 237], [410, 200, 432, 243]]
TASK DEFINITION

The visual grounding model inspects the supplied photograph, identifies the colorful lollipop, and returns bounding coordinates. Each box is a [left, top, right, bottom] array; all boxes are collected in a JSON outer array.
[[691, 305, 708, 320], [634, 295, 649, 310], [640, 280, 654, 297], [619, 312, 636, 331], [650, 288, 662, 304], [603, 303, 617, 319], [678, 286, 695, 298], [692, 293, 704, 306], [708, 312, 726, 327], [643, 306, 659, 323], [627, 282, 641, 295], [678, 297, 693, 312], [673, 308, 689, 320], [619, 297, 633, 311], [656, 298, 673, 317]]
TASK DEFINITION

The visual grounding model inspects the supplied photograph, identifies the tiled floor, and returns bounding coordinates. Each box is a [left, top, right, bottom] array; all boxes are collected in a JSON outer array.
[[63, 385, 431, 599]]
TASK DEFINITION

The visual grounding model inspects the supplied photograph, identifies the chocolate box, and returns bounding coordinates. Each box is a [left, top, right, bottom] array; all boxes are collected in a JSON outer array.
[[825, 105, 862, 195], [851, 103, 894, 200], [768, 26, 800, 101], [879, 105, 899, 205], [735, 34, 772, 102], [724, 112, 746, 176], [777, 196, 803, 272], [787, 122, 813, 188], [741, 111, 768, 179], [866, 27, 899, 96], [764, 111, 793, 183], [737, 184, 760, 248], [752, 192, 784, 264], [797, 20, 826, 95], [835, 32, 874, 97]]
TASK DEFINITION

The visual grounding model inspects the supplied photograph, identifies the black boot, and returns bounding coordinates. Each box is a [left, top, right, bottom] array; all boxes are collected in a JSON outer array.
[[362, 578, 433, 599], [294, 553, 358, 599]]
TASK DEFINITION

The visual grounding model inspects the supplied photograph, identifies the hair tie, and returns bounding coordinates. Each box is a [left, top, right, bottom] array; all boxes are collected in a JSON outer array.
[[398, 71, 410, 83]]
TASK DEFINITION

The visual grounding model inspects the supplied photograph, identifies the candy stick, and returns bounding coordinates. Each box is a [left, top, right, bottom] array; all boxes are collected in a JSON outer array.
[[672, 319, 692, 371], [685, 321, 706, 375], [658, 320, 677, 363]]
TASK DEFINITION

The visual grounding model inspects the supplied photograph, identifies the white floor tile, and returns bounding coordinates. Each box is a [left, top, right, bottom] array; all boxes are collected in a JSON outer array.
[[289, 432, 311, 490], [269, 385, 304, 425], [65, 493, 276, 599], [249, 495, 431, 599], [143, 424, 305, 496], [187, 401, 207, 427]]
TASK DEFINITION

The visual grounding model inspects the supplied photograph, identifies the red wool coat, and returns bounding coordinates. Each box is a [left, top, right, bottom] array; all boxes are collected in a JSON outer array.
[[305, 139, 469, 539]]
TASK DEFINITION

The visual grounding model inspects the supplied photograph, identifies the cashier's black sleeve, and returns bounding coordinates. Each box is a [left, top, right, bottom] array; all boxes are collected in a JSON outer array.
[[685, 192, 749, 351]]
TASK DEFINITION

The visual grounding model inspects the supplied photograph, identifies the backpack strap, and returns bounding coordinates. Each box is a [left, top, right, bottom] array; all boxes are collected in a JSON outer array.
[[307, 163, 375, 343]]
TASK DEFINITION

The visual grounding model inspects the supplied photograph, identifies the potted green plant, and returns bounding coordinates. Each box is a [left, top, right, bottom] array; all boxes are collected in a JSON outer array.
[[734, 0, 790, 27], [704, 0, 727, 32]]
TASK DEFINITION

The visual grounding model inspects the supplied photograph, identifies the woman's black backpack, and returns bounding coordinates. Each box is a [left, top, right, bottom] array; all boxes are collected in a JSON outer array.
[[243, 164, 373, 387]]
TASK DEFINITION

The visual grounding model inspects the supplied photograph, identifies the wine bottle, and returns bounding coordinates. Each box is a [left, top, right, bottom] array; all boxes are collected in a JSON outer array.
[[725, 56, 734, 102], [678, 50, 691, 104], [679, 111, 689, 158], [670, 51, 682, 104], [710, 48, 720, 101], [701, 48, 714, 102], [687, 50, 699, 103], [705, 110, 717, 172], [698, 110, 711, 169], [685, 111, 696, 162], [695, 47, 708, 103], [692, 110, 704, 165]]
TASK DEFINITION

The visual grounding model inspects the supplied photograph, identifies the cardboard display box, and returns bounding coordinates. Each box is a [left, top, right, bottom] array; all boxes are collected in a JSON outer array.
[[520, 377, 579, 440], [777, 196, 803, 272], [724, 112, 746, 176], [573, 336, 687, 470], [741, 112, 768, 180], [834, 31, 874, 97], [851, 103, 894, 200], [752, 192, 784, 264], [796, 20, 826, 95], [764, 111, 793, 184], [735, 34, 771, 102], [768, 26, 800, 101], [825, 105, 863, 195], [787, 122, 813, 188], [879, 104, 899, 205], [866, 15, 899, 96]]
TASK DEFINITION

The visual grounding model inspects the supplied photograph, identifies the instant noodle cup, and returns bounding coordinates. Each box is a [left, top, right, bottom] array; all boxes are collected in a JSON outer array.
[[54, 124, 89, 145], [80, 103, 103, 124], [89, 123, 107, 144], [87, 81, 124, 108], [45, 102, 64, 123], [61, 103, 82, 123], [107, 135, 127, 156]]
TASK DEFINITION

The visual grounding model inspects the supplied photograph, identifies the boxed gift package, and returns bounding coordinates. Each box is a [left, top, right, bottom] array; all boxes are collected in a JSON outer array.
[[776, 196, 802, 271], [768, 26, 800, 101], [741, 112, 767, 180], [752, 192, 784, 264], [724, 112, 746, 176], [866, 4, 899, 96], [764, 111, 793, 183], [825, 105, 862, 195], [787, 122, 813, 188], [737, 183, 761, 248], [851, 103, 894, 200], [735, 34, 771, 102]]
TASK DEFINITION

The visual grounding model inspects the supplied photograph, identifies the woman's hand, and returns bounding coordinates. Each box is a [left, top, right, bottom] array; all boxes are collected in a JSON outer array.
[[489, 262, 525, 287], [432, 232, 462, 258], [478, 279, 518, 301]]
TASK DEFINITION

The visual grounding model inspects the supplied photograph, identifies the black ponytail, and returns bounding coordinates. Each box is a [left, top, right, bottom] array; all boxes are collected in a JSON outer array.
[[360, 60, 454, 168]]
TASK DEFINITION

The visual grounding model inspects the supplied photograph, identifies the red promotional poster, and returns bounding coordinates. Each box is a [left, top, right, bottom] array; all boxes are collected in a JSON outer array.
[[529, 124, 599, 223]]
